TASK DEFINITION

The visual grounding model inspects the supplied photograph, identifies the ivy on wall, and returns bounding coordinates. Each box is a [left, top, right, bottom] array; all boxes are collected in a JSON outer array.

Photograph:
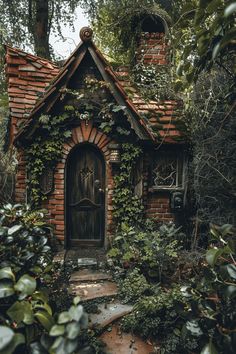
[[113, 143, 143, 226], [26, 113, 72, 205]]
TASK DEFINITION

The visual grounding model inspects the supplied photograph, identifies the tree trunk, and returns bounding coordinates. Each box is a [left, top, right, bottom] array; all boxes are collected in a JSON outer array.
[[33, 0, 50, 59]]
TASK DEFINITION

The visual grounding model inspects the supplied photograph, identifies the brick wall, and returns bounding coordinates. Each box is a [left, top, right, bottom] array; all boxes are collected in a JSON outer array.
[[143, 153, 175, 223], [15, 121, 116, 246], [15, 132, 178, 246], [15, 150, 27, 202], [136, 32, 168, 65]]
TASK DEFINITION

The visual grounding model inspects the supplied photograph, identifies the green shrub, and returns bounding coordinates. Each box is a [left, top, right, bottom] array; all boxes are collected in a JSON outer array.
[[119, 268, 151, 303], [121, 286, 184, 339], [0, 203, 90, 354], [0, 203, 54, 276], [176, 224, 236, 354], [107, 222, 183, 282]]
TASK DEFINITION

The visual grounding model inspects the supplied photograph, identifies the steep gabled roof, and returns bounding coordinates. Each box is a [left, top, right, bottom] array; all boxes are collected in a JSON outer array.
[[13, 28, 155, 145], [5, 46, 59, 133]]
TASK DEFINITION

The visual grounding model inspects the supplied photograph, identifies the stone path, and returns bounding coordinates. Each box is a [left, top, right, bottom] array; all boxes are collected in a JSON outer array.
[[67, 257, 155, 354]]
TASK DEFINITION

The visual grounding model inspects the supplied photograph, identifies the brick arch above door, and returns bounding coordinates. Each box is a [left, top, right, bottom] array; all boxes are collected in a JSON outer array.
[[45, 121, 115, 246]]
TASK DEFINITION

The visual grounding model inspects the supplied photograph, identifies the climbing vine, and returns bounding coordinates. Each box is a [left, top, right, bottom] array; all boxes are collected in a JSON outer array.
[[113, 143, 143, 226], [25, 76, 133, 205], [26, 113, 72, 205]]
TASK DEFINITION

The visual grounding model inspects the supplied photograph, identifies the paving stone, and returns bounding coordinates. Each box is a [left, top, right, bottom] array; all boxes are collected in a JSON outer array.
[[100, 325, 154, 354], [89, 301, 133, 328], [72, 281, 118, 301], [77, 258, 98, 267], [70, 269, 112, 283]]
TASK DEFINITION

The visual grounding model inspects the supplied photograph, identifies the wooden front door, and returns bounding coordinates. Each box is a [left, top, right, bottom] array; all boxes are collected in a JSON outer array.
[[66, 144, 105, 247]]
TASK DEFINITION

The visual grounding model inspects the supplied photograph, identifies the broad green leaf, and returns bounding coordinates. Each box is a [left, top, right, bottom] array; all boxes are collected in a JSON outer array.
[[0, 267, 15, 281], [68, 305, 83, 322], [0, 280, 15, 298], [9, 300, 33, 325], [200, 341, 218, 354], [58, 311, 72, 324], [8, 224, 22, 235], [0, 326, 14, 350], [15, 274, 36, 298], [226, 264, 236, 279], [0, 333, 25, 354], [49, 324, 65, 337], [35, 310, 54, 331], [66, 322, 80, 339], [64, 338, 78, 353], [224, 3, 236, 17], [225, 285, 236, 298], [50, 336, 64, 350], [206, 248, 222, 266]]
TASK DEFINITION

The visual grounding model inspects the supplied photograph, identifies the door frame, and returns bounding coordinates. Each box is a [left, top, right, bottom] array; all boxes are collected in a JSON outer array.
[[64, 142, 107, 249]]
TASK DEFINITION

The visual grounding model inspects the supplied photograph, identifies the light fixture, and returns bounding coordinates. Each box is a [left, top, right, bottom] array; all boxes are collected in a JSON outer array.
[[109, 143, 121, 163]]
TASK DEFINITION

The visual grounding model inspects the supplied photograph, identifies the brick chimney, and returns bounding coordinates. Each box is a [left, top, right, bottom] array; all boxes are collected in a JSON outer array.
[[136, 15, 169, 65]]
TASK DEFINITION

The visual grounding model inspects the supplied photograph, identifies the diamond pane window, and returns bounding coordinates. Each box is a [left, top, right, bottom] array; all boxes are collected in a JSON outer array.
[[152, 153, 184, 189]]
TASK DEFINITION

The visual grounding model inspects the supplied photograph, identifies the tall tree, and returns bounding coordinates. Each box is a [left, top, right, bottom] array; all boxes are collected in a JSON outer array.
[[0, 0, 81, 59]]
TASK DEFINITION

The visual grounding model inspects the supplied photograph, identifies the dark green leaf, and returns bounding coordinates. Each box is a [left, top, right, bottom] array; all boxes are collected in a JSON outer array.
[[226, 264, 236, 279], [206, 248, 222, 266], [58, 311, 72, 324], [15, 274, 36, 298], [49, 324, 65, 337], [224, 3, 236, 17], [0, 326, 14, 350], [8, 224, 22, 235], [35, 310, 54, 331], [0, 267, 15, 281], [68, 305, 83, 322], [0, 280, 15, 298], [66, 322, 80, 339]]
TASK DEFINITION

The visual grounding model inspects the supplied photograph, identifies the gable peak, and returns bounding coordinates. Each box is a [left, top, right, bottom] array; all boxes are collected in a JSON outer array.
[[79, 27, 93, 42]]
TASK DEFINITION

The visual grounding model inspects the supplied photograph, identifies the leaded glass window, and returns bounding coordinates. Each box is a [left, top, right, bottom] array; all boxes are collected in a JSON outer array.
[[152, 153, 184, 189]]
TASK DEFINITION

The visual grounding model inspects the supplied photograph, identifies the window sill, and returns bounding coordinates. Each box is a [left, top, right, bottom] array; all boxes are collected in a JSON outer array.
[[148, 186, 184, 193]]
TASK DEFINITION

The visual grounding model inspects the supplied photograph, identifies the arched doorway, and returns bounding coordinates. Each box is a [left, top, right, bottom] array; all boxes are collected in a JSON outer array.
[[66, 144, 105, 247]]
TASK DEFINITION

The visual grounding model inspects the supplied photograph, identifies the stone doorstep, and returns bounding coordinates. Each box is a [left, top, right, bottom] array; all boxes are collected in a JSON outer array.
[[99, 324, 154, 354], [89, 302, 133, 329], [77, 258, 98, 267], [72, 281, 118, 301], [69, 269, 112, 283]]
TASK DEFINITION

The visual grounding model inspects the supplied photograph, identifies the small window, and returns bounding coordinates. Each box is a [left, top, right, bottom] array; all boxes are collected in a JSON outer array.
[[152, 153, 185, 190]]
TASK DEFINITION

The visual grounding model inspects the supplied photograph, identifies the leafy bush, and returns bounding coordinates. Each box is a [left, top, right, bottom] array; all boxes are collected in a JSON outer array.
[[119, 268, 151, 303], [107, 222, 183, 281], [122, 286, 184, 339], [176, 224, 236, 354], [0, 203, 54, 276], [0, 203, 90, 354]]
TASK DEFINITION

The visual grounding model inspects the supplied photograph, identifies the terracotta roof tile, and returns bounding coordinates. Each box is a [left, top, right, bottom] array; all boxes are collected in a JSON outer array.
[[114, 66, 185, 143], [6, 40, 185, 145], [5, 45, 59, 139]]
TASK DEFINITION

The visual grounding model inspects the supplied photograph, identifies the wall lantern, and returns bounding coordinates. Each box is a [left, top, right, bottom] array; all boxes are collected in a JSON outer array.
[[109, 143, 121, 164]]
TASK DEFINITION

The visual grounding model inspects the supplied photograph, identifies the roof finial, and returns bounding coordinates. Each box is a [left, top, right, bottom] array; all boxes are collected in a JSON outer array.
[[80, 27, 93, 42]]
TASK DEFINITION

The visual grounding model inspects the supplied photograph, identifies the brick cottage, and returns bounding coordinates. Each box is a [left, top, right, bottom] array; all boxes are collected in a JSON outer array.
[[5, 16, 187, 249]]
